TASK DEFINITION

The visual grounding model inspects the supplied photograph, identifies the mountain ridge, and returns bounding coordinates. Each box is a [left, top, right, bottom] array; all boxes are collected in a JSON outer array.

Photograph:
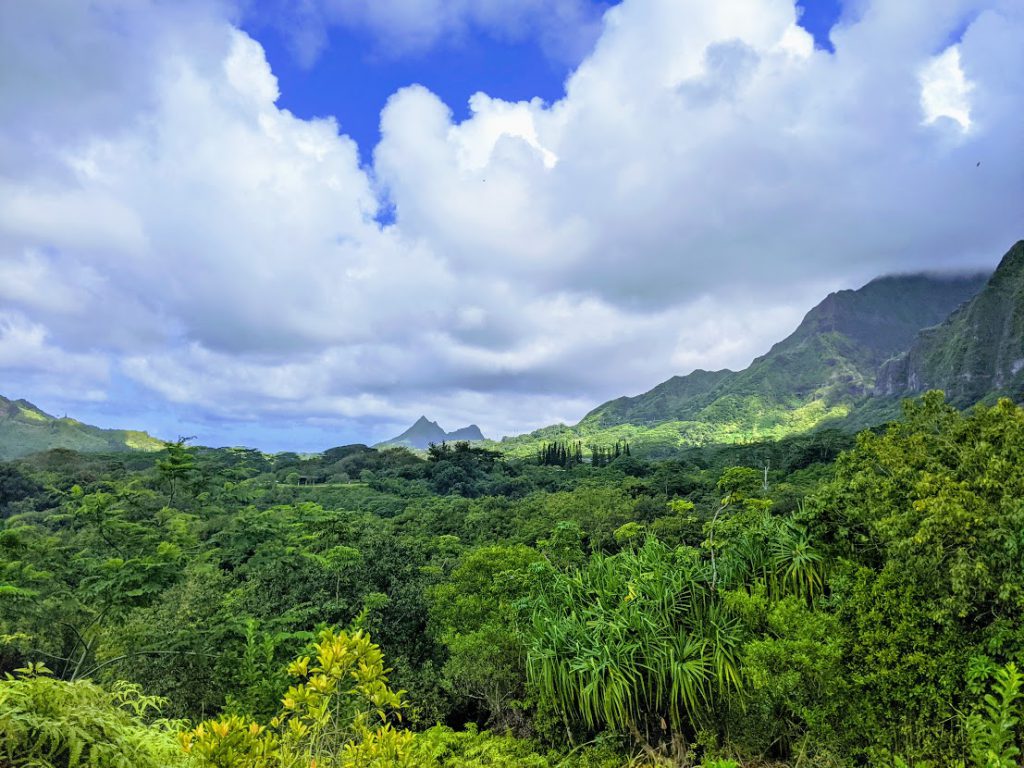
[[496, 266, 993, 458], [2, 246, 1018, 461], [0, 395, 164, 460], [582, 270, 988, 425]]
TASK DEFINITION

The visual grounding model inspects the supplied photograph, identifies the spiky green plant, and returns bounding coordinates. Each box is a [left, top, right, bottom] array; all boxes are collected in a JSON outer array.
[[525, 539, 745, 764]]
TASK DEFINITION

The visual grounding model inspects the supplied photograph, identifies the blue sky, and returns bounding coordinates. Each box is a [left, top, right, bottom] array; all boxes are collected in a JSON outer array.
[[0, 0, 1020, 452], [244, 0, 843, 165], [245, 18, 576, 168]]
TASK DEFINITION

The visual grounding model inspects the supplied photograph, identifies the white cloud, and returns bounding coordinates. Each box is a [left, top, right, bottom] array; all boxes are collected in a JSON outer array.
[[0, 0, 1021, 445], [453, 93, 558, 171], [0, 312, 109, 401], [920, 45, 973, 130]]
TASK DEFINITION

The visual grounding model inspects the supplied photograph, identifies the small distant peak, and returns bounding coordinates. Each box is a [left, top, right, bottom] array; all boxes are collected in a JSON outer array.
[[448, 424, 486, 441], [376, 415, 454, 449]]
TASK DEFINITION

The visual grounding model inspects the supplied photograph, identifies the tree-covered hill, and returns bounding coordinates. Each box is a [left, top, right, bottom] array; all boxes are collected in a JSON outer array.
[[0, 395, 163, 460]]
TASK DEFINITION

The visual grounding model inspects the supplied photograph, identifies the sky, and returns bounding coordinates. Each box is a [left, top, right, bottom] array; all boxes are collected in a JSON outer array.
[[0, 0, 1021, 451]]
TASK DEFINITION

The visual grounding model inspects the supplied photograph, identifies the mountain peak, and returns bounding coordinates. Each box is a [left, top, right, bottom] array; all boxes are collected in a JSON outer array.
[[376, 417, 488, 450], [447, 424, 485, 442]]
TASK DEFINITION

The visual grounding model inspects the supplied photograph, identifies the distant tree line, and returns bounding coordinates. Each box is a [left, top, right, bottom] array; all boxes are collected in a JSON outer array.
[[589, 440, 630, 467], [537, 440, 583, 467], [537, 440, 630, 468]]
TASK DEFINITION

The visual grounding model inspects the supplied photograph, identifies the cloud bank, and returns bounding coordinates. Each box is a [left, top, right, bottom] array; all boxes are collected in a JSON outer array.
[[0, 0, 1021, 448]]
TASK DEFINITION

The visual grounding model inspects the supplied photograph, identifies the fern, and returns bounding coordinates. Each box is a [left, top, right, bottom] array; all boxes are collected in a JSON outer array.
[[0, 666, 185, 768]]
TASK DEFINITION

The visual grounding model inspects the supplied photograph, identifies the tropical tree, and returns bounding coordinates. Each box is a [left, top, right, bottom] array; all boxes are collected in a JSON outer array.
[[429, 544, 543, 728], [157, 438, 198, 504], [805, 394, 1024, 762]]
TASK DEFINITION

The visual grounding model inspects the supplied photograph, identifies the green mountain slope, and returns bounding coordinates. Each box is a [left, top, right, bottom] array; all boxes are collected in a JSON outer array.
[[377, 416, 486, 450], [877, 240, 1024, 406], [498, 271, 988, 458], [580, 368, 733, 428], [0, 396, 164, 460]]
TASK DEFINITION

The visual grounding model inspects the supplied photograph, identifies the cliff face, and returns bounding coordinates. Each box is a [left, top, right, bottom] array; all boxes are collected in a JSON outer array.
[[876, 241, 1024, 405]]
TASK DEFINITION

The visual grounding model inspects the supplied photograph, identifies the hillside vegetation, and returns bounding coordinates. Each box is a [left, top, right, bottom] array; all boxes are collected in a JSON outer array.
[[2, 244, 1022, 767], [4, 393, 1024, 766], [0, 396, 163, 461]]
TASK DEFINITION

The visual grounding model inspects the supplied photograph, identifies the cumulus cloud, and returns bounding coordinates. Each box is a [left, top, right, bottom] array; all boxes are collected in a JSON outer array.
[[0, 312, 109, 401], [0, 0, 1021, 447], [920, 45, 974, 131]]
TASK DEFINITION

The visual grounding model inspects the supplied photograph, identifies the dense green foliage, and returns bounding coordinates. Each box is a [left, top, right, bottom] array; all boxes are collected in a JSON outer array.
[[804, 392, 1024, 762], [3, 392, 1024, 766]]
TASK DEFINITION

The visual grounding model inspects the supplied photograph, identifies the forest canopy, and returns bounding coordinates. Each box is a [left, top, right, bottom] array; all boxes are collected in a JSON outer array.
[[2, 393, 1024, 767]]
